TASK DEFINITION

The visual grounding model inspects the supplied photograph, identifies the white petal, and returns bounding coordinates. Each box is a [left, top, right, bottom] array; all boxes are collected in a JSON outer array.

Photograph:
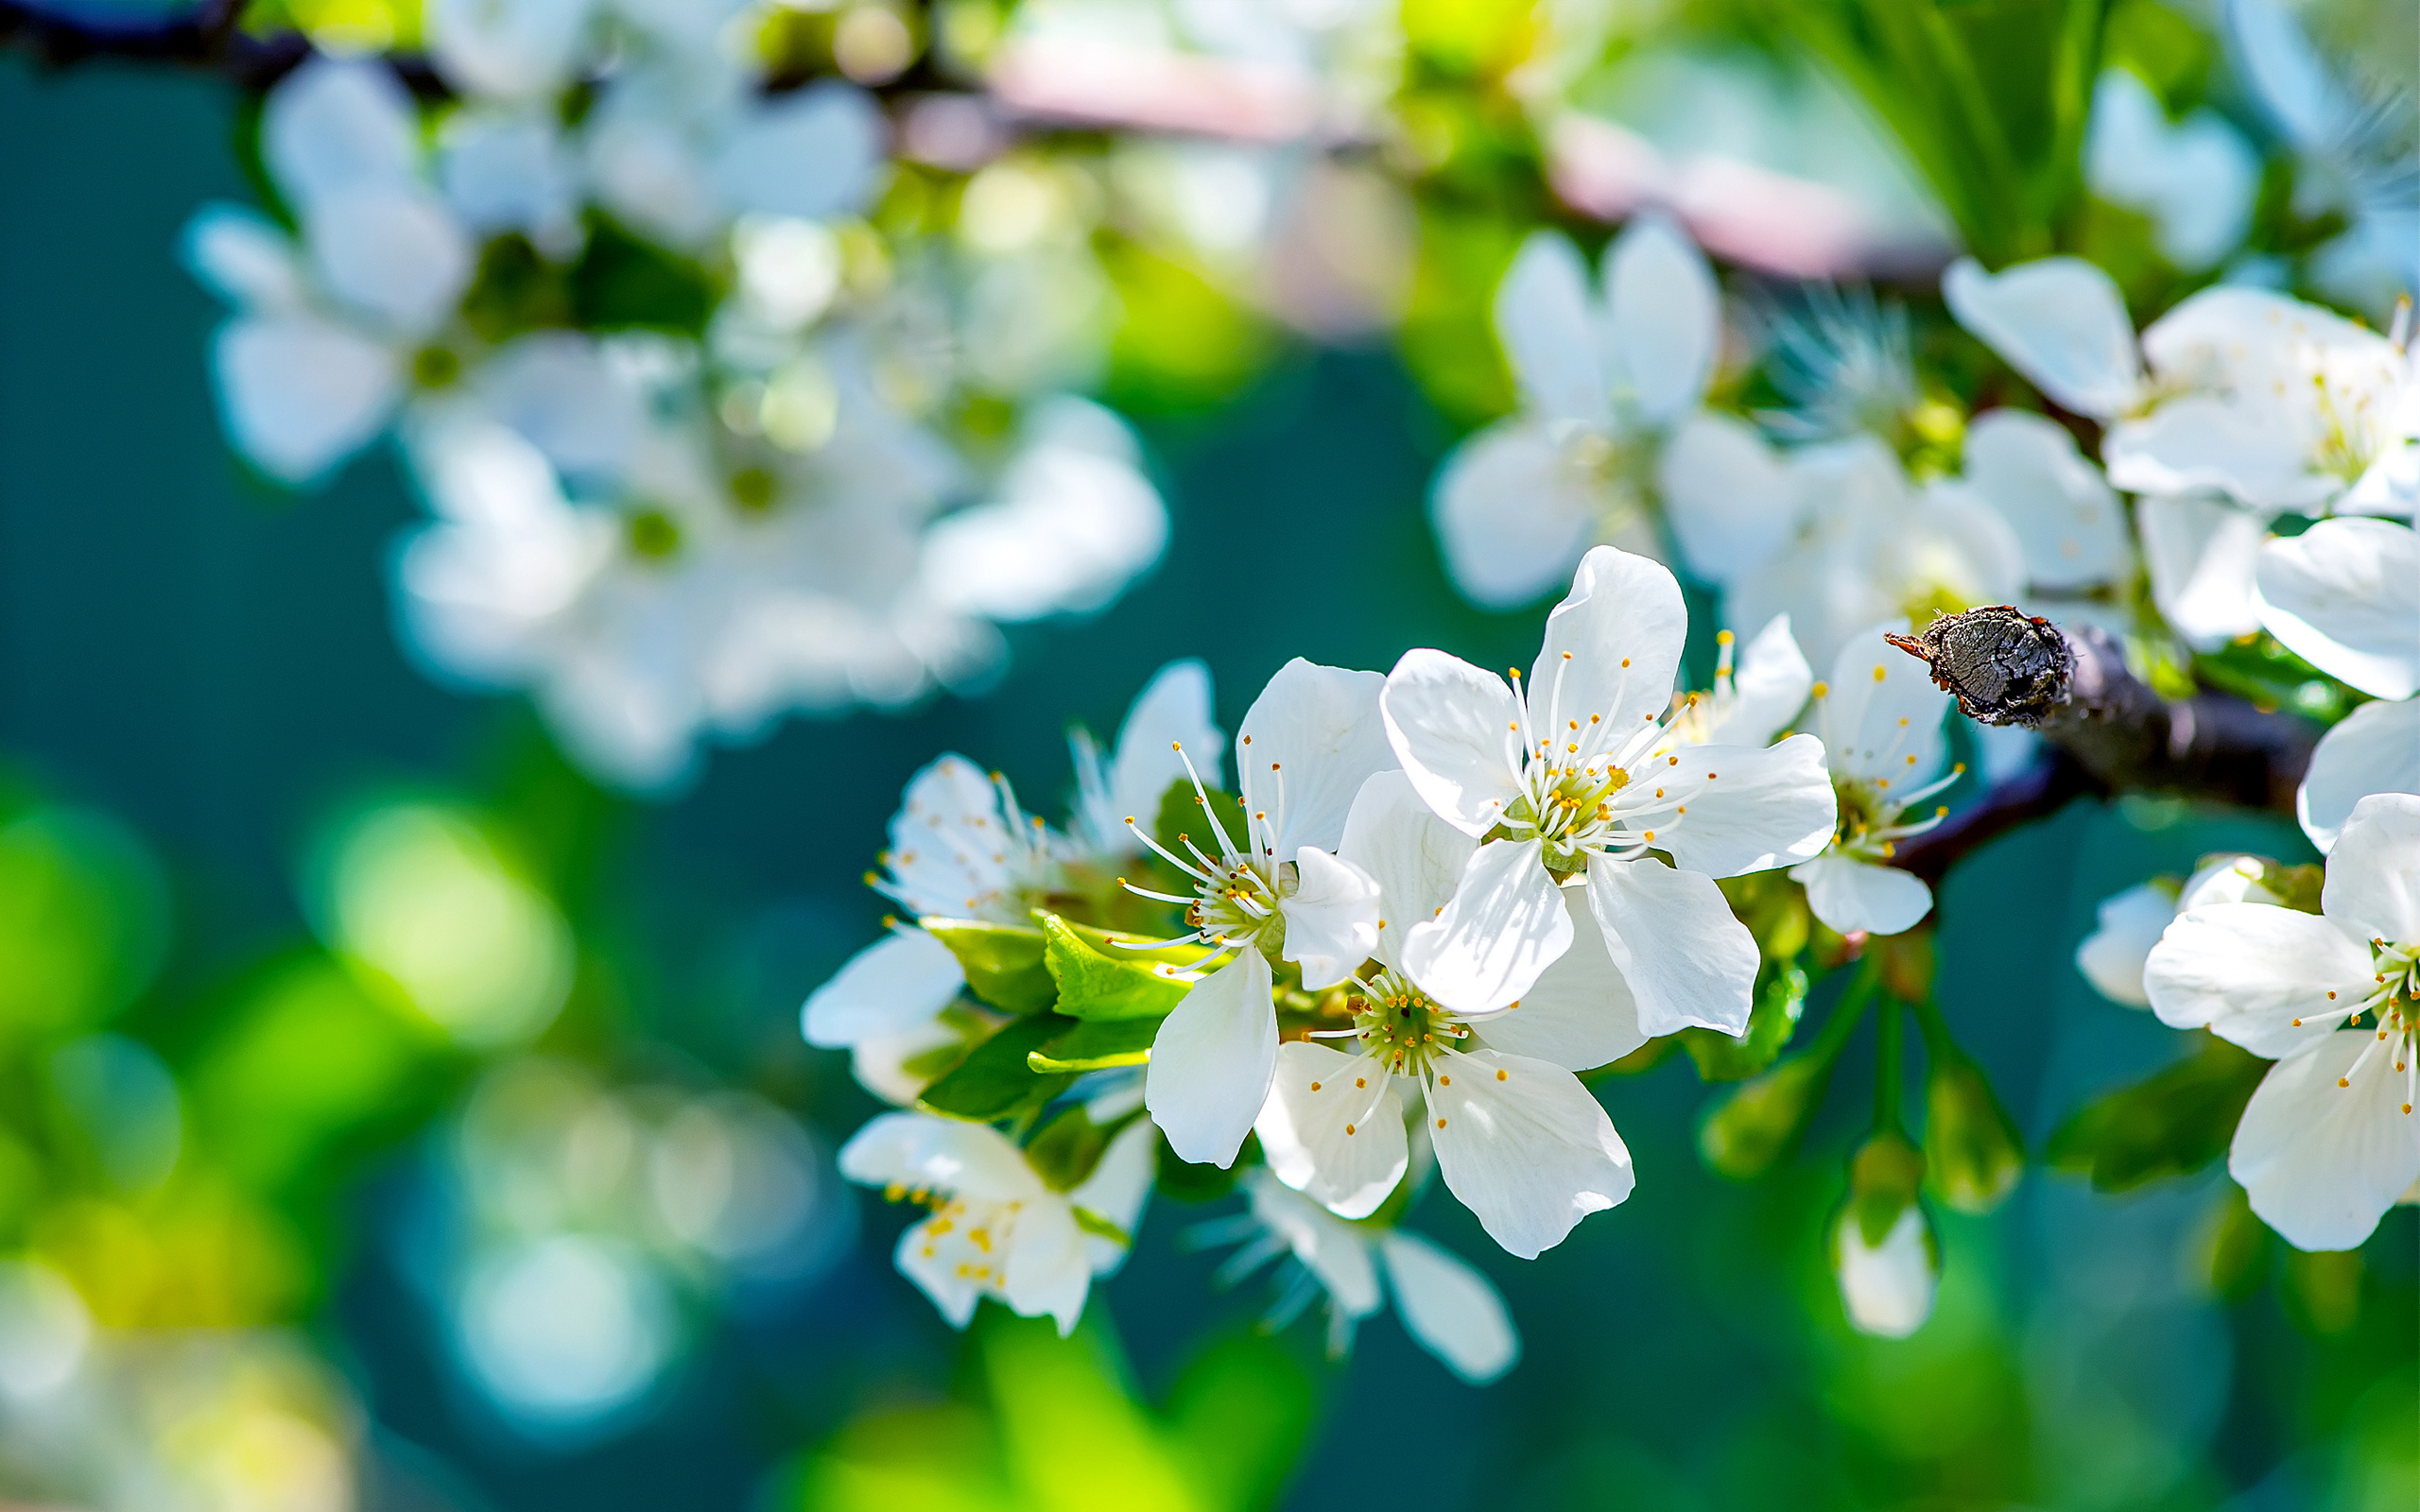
[[212, 316, 401, 486], [1428, 420, 1602, 610], [2179, 854, 2283, 910], [849, 1022, 961, 1108], [1402, 839, 1575, 1015], [1465, 886, 1647, 1071], [1632, 735, 1838, 880], [1836, 1208, 1936, 1338], [1244, 1171, 1380, 1315], [2143, 903, 2375, 1057], [1254, 1042, 1409, 1220], [1337, 770, 1480, 971], [466, 332, 645, 481], [1281, 848, 1383, 991], [2323, 792, 2420, 947], [894, 1219, 981, 1328], [1600, 211, 1718, 428], [1940, 256, 2141, 418], [1818, 625, 1951, 784], [1109, 659, 1225, 832], [1531, 544, 1689, 737], [1377, 1230, 1518, 1383], [2225, 0, 2342, 153], [1962, 408, 2134, 590], [998, 1198, 1091, 1334], [1070, 1118, 1160, 1262], [2107, 395, 2331, 511], [2230, 1032, 2420, 1252], [714, 80, 887, 222], [440, 109, 583, 255], [803, 931, 963, 1047], [1428, 1049, 1634, 1259], [307, 185, 475, 336], [181, 205, 306, 313], [2136, 493, 2266, 650], [426, 0, 594, 99], [1709, 614, 1815, 747], [1789, 853, 1935, 937], [880, 753, 1016, 921], [839, 1112, 1039, 1204], [1585, 855, 1758, 1037], [2073, 884, 2178, 1006], [1493, 231, 1608, 426], [1380, 650, 1526, 837], [1146, 950, 1278, 1168], [262, 58, 421, 213], [1659, 411, 1800, 586], [2255, 520, 2420, 701], [2301, 699, 2420, 853], [1237, 659, 1393, 856]]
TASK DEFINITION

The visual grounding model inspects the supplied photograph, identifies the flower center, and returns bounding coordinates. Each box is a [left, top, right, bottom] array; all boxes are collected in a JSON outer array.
[[893, 1185, 1026, 1289], [1352, 969, 1469, 1077], [1185, 851, 1286, 951]]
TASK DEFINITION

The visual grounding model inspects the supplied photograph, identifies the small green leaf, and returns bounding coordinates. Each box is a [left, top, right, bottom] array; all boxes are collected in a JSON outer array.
[[2047, 1032, 2266, 1192], [1040, 914, 1198, 1022], [922, 918, 1057, 1014], [918, 1015, 1077, 1123], [1680, 960, 1807, 1081], [1027, 1105, 1122, 1191], [1028, 1017, 1158, 1075], [1070, 1207, 1132, 1246]]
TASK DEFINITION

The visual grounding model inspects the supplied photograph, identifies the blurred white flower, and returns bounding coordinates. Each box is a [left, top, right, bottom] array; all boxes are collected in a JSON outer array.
[[2076, 855, 2278, 1008], [1835, 1205, 1937, 1338], [2085, 69, 2259, 272], [1432, 218, 1733, 607], [1953, 409, 2135, 599], [2135, 492, 2266, 651]]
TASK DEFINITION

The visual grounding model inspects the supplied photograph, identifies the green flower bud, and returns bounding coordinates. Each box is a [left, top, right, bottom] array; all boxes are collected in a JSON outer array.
[[1923, 1055, 2026, 1214], [1699, 1052, 1830, 1179]]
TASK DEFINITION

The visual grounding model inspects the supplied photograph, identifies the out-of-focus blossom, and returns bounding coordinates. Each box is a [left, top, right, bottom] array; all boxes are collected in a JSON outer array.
[[2076, 855, 2279, 1007], [1835, 1205, 1937, 1338], [1754, 285, 1922, 444], [2085, 69, 2259, 272], [2135, 492, 2267, 651]]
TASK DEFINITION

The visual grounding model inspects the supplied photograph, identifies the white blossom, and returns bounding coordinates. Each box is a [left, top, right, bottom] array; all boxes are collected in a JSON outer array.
[[2076, 856, 2281, 1007], [1835, 1207, 1937, 1338], [2144, 793, 2420, 1249], [2084, 69, 2258, 272]]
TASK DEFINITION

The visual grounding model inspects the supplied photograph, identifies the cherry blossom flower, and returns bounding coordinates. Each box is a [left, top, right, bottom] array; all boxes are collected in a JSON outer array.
[[2083, 69, 2258, 272], [2076, 856, 2280, 1007], [2144, 793, 2420, 1249], [1379, 546, 1836, 1031]]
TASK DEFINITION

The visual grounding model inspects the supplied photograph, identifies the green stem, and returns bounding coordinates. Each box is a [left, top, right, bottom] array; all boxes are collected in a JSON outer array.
[[1807, 956, 1881, 1069], [1874, 994, 1905, 1136]]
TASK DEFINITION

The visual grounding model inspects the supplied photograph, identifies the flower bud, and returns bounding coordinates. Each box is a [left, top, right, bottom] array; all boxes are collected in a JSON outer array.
[[1834, 1132, 1937, 1337], [1923, 1055, 2025, 1214], [1698, 1053, 1829, 1179]]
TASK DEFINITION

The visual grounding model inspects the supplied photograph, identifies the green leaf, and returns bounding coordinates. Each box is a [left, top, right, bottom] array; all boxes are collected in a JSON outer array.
[[1679, 959, 1807, 1081], [1152, 777, 1248, 875], [1040, 914, 1198, 1022], [917, 1015, 1078, 1123], [2047, 1031, 2267, 1193], [1069, 1207, 1132, 1246], [922, 919, 1057, 1015], [1028, 1017, 1159, 1074], [1026, 1105, 1120, 1191]]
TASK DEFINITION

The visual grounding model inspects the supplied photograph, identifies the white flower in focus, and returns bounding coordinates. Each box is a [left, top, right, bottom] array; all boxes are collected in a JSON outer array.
[[838, 1111, 1156, 1334], [2144, 793, 2420, 1249], [1219, 1171, 1519, 1383], [1135, 661, 1394, 1168], [1835, 1207, 1937, 1338], [1380, 546, 1836, 1033], [2084, 69, 2259, 272], [1945, 258, 2418, 517], [1431, 218, 1740, 607], [183, 59, 475, 486], [1253, 771, 1642, 1257], [918, 399, 1171, 624], [2076, 856, 2280, 1007], [1786, 625, 1960, 937], [2252, 517, 2420, 851]]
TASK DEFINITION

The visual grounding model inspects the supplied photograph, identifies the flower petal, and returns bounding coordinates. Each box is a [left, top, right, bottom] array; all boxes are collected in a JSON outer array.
[[2073, 884, 2178, 1006], [1600, 211, 1718, 428], [1114, 659, 1225, 820], [307, 184, 475, 336], [881, 753, 1017, 922], [1254, 1041, 1409, 1220], [1402, 838, 1575, 1014], [212, 316, 402, 487], [713, 80, 887, 222], [1708, 614, 1814, 748], [895, 1218, 981, 1328], [1464, 885, 1646, 1072], [1070, 1118, 1160, 1270], [1237, 659, 1393, 856], [1962, 408, 2134, 590], [1585, 855, 1758, 1036], [1245, 1171, 1380, 1315], [803, 930, 963, 1046], [2143, 903, 2374, 1057], [1146, 949, 1278, 1168], [1337, 770, 1478, 971], [1817, 625, 1950, 784], [1493, 230, 1608, 426], [998, 1197, 1091, 1335], [1429, 419, 1602, 610], [2301, 699, 2420, 854], [1281, 847, 1383, 990], [1377, 1230, 1518, 1383], [1941, 256, 2141, 419], [1630, 734, 1838, 880], [1380, 650, 1525, 837], [2136, 492, 2265, 650], [839, 1111, 1039, 1205], [2230, 1031, 2420, 1252], [2254, 519, 2420, 700], [2322, 792, 2420, 947], [1790, 854, 1935, 937], [1659, 411, 1800, 587], [2107, 394, 2333, 511], [181, 205, 307, 314], [1835, 1207, 1936, 1338], [1531, 544, 1689, 738], [262, 58, 422, 213], [1428, 1049, 1634, 1259]]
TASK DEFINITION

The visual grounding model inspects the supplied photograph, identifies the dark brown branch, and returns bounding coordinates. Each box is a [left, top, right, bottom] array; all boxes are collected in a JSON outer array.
[[1888, 606, 2314, 813]]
